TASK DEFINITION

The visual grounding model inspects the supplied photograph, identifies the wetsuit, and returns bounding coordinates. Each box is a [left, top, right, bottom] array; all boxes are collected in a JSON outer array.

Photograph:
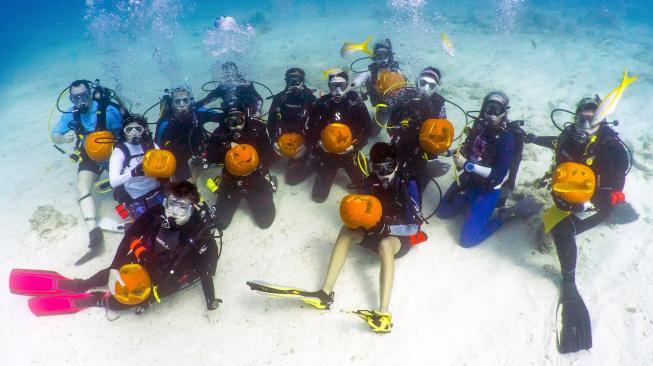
[[385, 87, 448, 191], [357, 172, 422, 258], [267, 86, 317, 184], [304, 90, 371, 202], [436, 120, 516, 247], [206, 118, 276, 230], [53, 100, 123, 174], [77, 205, 220, 310], [531, 124, 628, 283], [155, 108, 221, 181], [198, 77, 263, 116]]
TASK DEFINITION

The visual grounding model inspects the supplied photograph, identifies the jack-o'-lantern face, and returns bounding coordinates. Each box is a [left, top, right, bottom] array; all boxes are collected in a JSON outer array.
[[551, 162, 596, 204], [143, 149, 177, 178], [225, 144, 260, 176], [112, 264, 152, 306], [419, 118, 454, 154], [321, 123, 353, 154], [339, 194, 383, 230], [277, 132, 305, 158]]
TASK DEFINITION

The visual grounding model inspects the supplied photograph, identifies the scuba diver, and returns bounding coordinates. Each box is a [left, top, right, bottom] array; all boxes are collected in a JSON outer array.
[[436, 91, 528, 247], [109, 115, 164, 221], [302, 69, 371, 203], [247, 142, 423, 333], [381, 66, 450, 192], [525, 96, 629, 354], [10, 182, 222, 316], [51, 79, 125, 265], [155, 85, 221, 183], [351, 38, 401, 107], [197, 61, 263, 116], [267, 67, 318, 184], [206, 102, 276, 230]]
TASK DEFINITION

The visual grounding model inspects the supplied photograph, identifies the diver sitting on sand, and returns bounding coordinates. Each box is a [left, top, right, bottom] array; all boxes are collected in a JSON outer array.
[[109, 115, 164, 221], [267, 67, 318, 185], [10, 182, 222, 316], [197, 61, 263, 116], [155, 85, 221, 183], [525, 96, 629, 354], [436, 91, 530, 247], [206, 102, 276, 230], [247, 142, 423, 333], [301, 69, 370, 203], [51, 80, 125, 265]]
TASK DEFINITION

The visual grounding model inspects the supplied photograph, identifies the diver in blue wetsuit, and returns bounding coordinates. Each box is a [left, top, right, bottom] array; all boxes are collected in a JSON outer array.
[[51, 80, 124, 263], [436, 91, 517, 248]]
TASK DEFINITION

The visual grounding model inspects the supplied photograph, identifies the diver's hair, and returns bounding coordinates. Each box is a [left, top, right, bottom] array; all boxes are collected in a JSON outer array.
[[124, 114, 149, 128], [285, 67, 305, 80], [166, 181, 200, 204], [69, 80, 91, 93]]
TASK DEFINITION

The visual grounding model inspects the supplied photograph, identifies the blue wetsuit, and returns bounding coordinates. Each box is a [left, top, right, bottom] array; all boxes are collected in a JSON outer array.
[[436, 122, 515, 247]]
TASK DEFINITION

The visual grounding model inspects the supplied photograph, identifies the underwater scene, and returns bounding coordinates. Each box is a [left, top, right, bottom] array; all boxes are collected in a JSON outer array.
[[1, 0, 652, 365]]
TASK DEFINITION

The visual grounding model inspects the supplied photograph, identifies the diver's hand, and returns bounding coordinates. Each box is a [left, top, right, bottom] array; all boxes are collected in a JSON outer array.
[[525, 133, 537, 144], [293, 144, 307, 159], [339, 145, 355, 155], [273, 142, 283, 157], [131, 163, 145, 177], [230, 142, 240, 149], [107, 269, 125, 296], [453, 152, 466, 169], [52, 131, 75, 144]]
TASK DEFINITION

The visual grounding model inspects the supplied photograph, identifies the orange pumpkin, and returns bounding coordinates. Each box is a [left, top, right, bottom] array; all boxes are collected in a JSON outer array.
[[277, 132, 305, 158], [112, 264, 152, 306], [84, 131, 115, 161], [419, 118, 454, 154], [340, 194, 383, 230], [143, 149, 177, 178], [375, 69, 408, 98], [321, 123, 353, 154], [225, 144, 260, 176], [551, 162, 596, 204]]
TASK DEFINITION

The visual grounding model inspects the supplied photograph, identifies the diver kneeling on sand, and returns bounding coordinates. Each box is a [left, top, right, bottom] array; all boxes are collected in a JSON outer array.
[[247, 142, 425, 333], [525, 95, 630, 354], [51, 79, 126, 265], [10, 182, 222, 317]]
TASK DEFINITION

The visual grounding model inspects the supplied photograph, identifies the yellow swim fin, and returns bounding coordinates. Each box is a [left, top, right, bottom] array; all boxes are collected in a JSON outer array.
[[542, 205, 572, 233]]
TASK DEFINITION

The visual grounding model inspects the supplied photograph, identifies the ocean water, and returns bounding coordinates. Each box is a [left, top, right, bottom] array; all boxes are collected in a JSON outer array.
[[1, 1, 653, 365]]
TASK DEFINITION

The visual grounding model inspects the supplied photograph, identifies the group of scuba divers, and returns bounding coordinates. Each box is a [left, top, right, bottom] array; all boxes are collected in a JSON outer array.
[[10, 38, 633, 355]]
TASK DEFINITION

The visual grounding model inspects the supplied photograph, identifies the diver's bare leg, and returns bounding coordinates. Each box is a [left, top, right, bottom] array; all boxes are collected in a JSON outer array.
[[321, 226, 362, 294], [378, 236, 401, 313]]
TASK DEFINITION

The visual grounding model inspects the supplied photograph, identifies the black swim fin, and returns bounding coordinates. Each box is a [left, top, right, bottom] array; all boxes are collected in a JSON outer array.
[[74, 246, 102, 266], [556, 282, 592, 354], [498, 195, 544, 221], [246, 280, 334, 310]]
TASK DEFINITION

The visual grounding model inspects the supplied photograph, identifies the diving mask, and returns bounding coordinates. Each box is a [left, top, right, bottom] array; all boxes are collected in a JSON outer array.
[[226, 111, 246, 130], [70, 90, 92, 113], [482, 100, 507, 126], [329, 78, 348, 98], [124, 125, 145, 143], [173, 96, 192, 110], [373, 158, 398, 178], [163, 196, 193, 225], [417, 76, 439, 94]]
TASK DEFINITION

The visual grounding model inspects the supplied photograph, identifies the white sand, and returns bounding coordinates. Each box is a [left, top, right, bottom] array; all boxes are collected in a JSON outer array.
[[1, 3, 652, 365]]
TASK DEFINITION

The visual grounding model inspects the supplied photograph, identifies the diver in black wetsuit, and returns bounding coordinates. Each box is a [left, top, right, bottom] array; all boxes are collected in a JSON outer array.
[[303, 70, 371, 202], [67, 182, 222, 312], [526, 96, 629, 354], [197, 62, 263, 116], [206, 102, 276, 230], [154, 86, 221, 183], [267, 68, 318, 184]]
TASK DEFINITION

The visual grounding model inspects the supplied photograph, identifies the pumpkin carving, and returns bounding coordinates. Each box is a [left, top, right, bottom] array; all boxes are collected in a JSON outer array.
[[143, 149, 177, 178], [84, 130, 115, 161], [225, 144, 260, 176], [277, 132, 305, 158], [321, 123, 353, 154], [340, 194, 383, 230], [551, 162, 596, 204], [112, 264, 152, 306], [375, 69, 408, 98], [419, 118, 454, 154]]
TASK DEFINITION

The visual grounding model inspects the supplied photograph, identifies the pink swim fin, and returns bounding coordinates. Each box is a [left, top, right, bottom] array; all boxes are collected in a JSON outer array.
[[9, 268, 81, 296], [28, 293, 99, 316]]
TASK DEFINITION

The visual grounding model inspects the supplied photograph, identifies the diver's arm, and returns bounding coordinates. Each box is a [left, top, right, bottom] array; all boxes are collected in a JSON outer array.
[[351, 71, 371, 89], [108, 147, 131, 188], [528, 134, 557, 149], [466, 133, 515, 186], [51, 111, 75, 143]]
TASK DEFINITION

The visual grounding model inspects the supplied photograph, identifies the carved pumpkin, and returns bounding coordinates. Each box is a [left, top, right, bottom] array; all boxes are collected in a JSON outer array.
[[277, 132, 305, 158], [84, 130, 115, 161], [112, 264, 152, 306], [225, 144, 260, 176], [143, 149, 177, 178], [340, 194, 383, 230], [321, 123, 353, 154], [419, 118, 454, 154], [375, 69, 408, 98], [551, 162, 596, 204]]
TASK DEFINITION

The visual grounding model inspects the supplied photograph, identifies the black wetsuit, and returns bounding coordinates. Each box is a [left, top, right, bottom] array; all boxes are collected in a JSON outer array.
[[303, 91, 371, 202], [78, 205, 220, 310], [386, 87, 448, 191], [206, 118, 276, 230], [155, 108, 222, 181], [267, 87, 317, 184], [198, 77, 263, 116], [531, 124, 629, 283]]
